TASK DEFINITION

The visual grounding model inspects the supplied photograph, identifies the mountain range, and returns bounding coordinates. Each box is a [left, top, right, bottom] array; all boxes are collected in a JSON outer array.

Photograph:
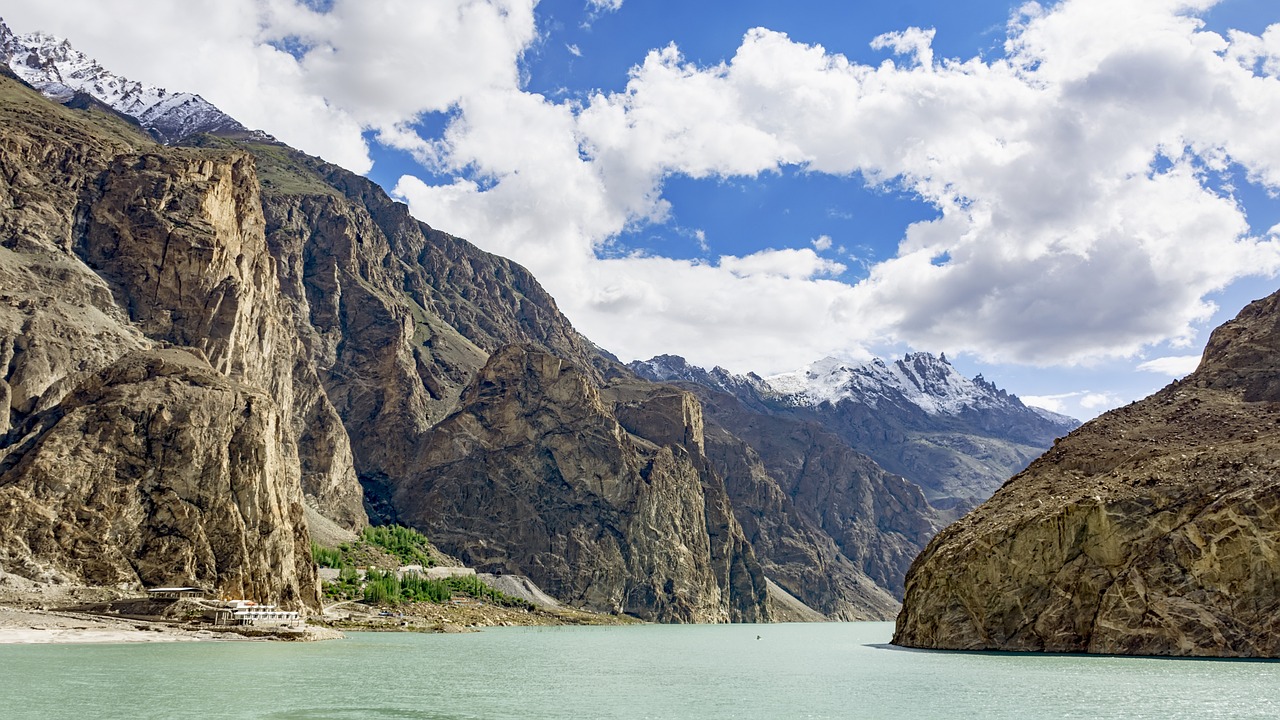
[[632, 352, 1078, 515], [0, 21, 261, 143], [0, 19, 1072, 622]]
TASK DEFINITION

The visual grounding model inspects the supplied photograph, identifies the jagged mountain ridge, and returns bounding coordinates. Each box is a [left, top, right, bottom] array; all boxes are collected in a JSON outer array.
[[632, 353, 1079, 513], [768, 353, 1060, 420], [894, 287, 1280, 657], [0, 19, 263, 144]]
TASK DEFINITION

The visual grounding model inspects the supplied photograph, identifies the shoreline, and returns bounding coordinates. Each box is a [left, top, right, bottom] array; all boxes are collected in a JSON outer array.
[[0, 596, 632, 646]]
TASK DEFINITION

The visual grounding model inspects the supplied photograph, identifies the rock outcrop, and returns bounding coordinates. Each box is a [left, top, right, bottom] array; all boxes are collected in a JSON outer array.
[[392, 346, 770, 622], [894, 288, 1280, 657], [0, 350, 315, 607]]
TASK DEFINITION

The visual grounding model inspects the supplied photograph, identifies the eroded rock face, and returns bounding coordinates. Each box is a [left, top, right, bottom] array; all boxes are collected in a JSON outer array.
[[237, 142, 778, 622], [394, 346, 770, 622], [894, 288, 1280, 657], [0, 350, 317, 607]]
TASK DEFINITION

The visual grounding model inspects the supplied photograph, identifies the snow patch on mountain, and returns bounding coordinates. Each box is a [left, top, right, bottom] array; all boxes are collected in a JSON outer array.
[[765, 353, 1020, 416], [630, 354, 771, 397], [633, 350, 1074, 424], [0, 18, 267, 144]]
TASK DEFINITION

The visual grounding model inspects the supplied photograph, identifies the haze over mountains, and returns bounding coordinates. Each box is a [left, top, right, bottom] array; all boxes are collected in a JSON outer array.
[[0, 19, 1071, 622]]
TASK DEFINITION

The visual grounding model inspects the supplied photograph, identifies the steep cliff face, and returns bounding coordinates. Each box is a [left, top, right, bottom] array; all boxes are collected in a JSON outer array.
[[0, 71, 330, 606], [207, 137, 776, 622], [246, 145, 609, 488], [0, 350, 316, 606], [894, 288, 1280, 657], [392, 346, 769, 622]]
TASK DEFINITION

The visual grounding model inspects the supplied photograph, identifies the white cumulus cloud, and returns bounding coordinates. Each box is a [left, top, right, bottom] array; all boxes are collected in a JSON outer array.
[[0, 0, 539, 173], [1136, 354, 1203, 376], [719, 248, 846, 280], [1080, 392, 1120, 410], [396, 1, 1280, 370], [1021, 392, 1081, 415]]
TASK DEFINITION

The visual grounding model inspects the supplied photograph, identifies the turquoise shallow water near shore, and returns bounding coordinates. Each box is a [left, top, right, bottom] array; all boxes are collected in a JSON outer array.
[[3, 622, 1278, 719]]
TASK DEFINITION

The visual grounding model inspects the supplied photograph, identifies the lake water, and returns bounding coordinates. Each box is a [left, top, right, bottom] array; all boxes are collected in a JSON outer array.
[[3, 622, 1279, 719]]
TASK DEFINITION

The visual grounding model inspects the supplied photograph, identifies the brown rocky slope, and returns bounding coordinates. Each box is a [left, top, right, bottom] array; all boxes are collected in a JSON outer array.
[[394, 346, 770, 622], [229, 140, 776, 621], [894, 288, 1280, 657]]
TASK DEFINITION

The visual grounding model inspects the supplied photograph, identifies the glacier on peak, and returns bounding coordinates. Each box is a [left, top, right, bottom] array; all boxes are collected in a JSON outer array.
[[0, 18, 268, 145]]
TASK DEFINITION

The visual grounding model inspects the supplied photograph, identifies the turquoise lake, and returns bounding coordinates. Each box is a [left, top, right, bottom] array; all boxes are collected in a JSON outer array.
[[2, 622, 1278, 719]]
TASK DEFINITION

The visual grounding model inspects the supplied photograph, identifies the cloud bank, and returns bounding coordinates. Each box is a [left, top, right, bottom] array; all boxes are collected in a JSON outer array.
[[8, 0, 1280, 376]]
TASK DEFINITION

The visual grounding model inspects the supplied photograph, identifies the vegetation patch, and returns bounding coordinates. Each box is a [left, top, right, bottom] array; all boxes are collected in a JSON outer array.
[[362, 569, 533, 610], [313, 525, 527, 609], [359, 525, 434, 568]]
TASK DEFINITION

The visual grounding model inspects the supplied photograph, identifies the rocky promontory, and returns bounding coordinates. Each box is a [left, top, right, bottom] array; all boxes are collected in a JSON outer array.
[[894, 288, 1280, 657]]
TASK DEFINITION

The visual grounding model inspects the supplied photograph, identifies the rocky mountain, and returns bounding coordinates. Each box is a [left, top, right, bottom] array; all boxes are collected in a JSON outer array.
[[687, 379, 938, 617], [391, 348, 770, 622], [0, 20, 960, 622], [893, 287, 1280, 657], [632, 352, 1079, 514], [0, 21, 261, 144]]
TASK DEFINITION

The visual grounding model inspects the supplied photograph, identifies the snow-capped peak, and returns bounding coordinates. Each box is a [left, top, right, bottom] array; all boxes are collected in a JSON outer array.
[[765, 352, 1012, 416], [0, 18, 266, 144]]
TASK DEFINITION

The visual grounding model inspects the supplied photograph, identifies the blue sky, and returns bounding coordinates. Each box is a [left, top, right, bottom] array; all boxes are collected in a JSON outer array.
[[6, 0, 1280, 419]]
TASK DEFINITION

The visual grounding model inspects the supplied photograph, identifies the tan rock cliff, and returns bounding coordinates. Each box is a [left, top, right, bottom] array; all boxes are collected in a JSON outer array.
[[0, 72, 336, 605]]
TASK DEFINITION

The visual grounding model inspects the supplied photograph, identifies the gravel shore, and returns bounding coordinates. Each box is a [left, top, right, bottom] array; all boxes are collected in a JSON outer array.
[[0, 571, 625, 644]]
